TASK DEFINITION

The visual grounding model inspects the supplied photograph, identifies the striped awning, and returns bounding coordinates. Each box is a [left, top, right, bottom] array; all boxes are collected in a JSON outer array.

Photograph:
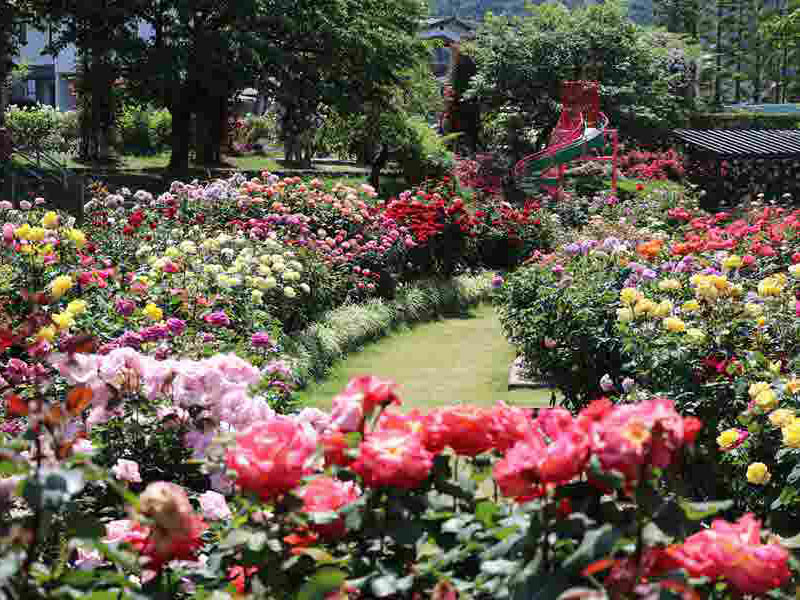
[[673, 129, 800, 159]]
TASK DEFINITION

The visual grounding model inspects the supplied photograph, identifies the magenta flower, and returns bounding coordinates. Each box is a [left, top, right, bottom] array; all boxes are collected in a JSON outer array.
[[115, 297, 136, 317], [166, 318, 186, 336], [203, 311, 230, 327], [251, 331, 272, 348]]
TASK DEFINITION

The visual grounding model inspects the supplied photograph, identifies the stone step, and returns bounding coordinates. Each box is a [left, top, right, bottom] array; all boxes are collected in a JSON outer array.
[[508, 356, 550, 390]]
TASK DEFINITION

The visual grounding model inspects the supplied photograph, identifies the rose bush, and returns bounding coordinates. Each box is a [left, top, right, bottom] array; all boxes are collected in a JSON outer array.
[[1, 358, 795, 599]]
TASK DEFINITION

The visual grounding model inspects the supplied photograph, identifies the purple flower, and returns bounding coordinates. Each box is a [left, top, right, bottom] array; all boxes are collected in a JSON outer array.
[[203, 311, 231, 327], [491, 275, 504, 289], [115, 297, 136, 317], [118, 331, 143, 349], [166, 318, 186, 336], [641, 269, 657, 280], [565, 243, 581, 256], [251, 331, 273, 348]]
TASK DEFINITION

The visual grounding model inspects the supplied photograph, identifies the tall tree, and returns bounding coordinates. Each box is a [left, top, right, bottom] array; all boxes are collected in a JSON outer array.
[[464, 1, 688, 158], [250, 0, 429, 168]]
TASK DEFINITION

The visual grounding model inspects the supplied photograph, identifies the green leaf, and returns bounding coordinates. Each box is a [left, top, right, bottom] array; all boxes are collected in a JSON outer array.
[[562, 524, 621, 574], [475, 500, 500, 528], [679, 500, 733, 520], [67, 516, 105, 540], [296, 567, 347, 600]]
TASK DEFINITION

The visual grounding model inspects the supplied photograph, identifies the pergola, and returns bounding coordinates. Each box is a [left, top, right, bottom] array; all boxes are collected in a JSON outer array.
[[673, 128, 800, 208]]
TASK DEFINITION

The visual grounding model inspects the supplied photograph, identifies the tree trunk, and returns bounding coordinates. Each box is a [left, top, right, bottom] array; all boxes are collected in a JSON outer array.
[[369, 144, 389, 192], [169, 102, 192, 171], [0, 12, 14, 128]]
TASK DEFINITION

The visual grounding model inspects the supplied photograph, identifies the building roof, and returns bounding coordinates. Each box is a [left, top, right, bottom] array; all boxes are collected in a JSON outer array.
[[421, 16, 478, 31], [673, 129, 800, 159]]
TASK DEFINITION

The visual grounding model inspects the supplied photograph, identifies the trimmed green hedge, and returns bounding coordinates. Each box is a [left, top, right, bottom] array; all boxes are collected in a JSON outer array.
[[689, 112, 800, 130], [286, 272, 494, 386]]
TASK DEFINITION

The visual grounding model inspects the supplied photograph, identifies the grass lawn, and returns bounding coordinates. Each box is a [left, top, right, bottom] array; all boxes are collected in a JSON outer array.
[[64, 151, 283, 173], [296, 303, 553, 413]]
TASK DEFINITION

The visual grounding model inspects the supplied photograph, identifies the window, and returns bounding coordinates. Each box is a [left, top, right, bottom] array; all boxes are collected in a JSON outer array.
[[16, 23, 27, 45], [433, 46, 451, 65]]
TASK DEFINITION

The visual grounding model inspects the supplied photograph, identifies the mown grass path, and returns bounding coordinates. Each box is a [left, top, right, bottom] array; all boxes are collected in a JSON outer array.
[[297, 303, 553, 412]]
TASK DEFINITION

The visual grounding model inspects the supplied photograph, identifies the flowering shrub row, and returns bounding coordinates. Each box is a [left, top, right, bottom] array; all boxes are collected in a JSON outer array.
[[1, 346, 795, 598], [499, 189, 800, 528]]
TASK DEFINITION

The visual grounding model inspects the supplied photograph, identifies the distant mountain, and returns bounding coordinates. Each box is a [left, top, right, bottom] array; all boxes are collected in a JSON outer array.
[[429, 0, 654, 24]]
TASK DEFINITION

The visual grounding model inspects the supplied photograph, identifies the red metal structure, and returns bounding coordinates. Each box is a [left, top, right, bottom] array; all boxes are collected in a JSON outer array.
[[514, 80, 618, 197]]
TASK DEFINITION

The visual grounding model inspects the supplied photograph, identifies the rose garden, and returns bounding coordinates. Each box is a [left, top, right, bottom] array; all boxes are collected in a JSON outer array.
[[3, 1, 800, 599]]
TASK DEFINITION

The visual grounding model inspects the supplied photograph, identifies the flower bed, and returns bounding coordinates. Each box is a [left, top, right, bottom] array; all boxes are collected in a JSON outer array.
[[498, 187, 800, 533], [3, 169, 800, 598]]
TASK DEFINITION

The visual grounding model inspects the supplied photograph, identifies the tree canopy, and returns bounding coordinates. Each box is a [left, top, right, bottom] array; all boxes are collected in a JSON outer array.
[[462, 0, 692, 154]]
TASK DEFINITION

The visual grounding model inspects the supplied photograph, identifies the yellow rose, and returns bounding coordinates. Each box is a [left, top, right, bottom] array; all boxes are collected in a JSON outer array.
[[709, 275, 729, 291], [758, 277, 783, 297], [620, 287, 640, 305], [663, 317, 686, 333], [684, 328, 706, 344], [616, 307, 633, 323], [723, 255, 743, 269], [67, 229, 87, 249], [695, 283, 718, 300], [14, 223, 32, 240], [769, 409, 794, 428], [41, 211, 59, 229], [36, 325, 56, 342], [28, 227, 46, 242], [634, 299, 655, 317], [682, 300, 700, 313], [66, 299, 87, 316], [143, 303, 163, 321], [782, 421, 800, 448], [50, 275, 74, 299], [658, 279, 681, 291], [755, 388, 778, 411], [717, 429, 741, 450], [746, 462, 771, 485], [749, 382, 771, 398], [51, 311, 75, 330], [653, 300, 673, 318]]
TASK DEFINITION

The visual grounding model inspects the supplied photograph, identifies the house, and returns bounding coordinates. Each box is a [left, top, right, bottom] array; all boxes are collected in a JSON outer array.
[[10, 23, 77, 111], [419, 17, 478, 82]]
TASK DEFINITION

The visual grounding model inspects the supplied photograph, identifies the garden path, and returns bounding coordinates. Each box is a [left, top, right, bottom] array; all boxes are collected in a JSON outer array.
[[297, 303, 553, 412]]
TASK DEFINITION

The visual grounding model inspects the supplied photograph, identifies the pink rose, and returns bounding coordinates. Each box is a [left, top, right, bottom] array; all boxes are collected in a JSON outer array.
[[329, 391, 364, 433], [203, 311, 231, 327], [2, 223, 13, 245], [112, 458, 142, 483], [198, 490, 232, 521], [19, 200, 31, 210]]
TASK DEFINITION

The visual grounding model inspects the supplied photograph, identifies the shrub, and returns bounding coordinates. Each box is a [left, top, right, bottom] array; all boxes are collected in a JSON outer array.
[[4, 103, 62, 162], [148, 108, 172, 149], [395, 116, 456, 184], [55, 110, 80, 155], [498, 256, 631, 410], [116, 104, 155, 154]]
